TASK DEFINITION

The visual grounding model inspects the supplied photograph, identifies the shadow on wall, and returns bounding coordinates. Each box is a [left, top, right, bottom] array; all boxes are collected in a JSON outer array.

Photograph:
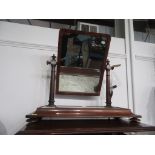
[[147, 87, 155, 125], [0, 120, 7, 135]]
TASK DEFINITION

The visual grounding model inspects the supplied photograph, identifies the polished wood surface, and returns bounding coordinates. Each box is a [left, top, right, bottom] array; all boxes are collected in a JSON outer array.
[[26, 106, 140, 119], [47, 55, 57, 106], [17, 119, 155, 135]]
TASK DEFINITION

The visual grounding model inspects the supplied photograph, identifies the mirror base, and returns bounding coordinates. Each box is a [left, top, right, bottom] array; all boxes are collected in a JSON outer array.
[[26, 106, 141, 120]]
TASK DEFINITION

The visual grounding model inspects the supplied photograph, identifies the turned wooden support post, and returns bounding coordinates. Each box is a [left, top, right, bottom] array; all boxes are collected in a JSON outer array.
[[106, 59, 111, 107], [105, 59, 121, 107], [47, 54, 57, 106]]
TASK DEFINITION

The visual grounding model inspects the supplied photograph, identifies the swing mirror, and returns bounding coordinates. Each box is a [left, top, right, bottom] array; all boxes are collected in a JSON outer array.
[[56, 29, 111, 96]]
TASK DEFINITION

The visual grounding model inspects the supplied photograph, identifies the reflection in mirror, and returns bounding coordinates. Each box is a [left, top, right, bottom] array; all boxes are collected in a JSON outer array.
[[61, 33, 106, 69], [59, 69, 100, 93], [56, 29, 111, 96]]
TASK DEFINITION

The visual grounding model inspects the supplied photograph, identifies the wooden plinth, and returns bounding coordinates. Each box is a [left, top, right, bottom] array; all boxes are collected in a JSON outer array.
[[17, 106, 155, 135], [26, 105, 141, 119], [17, 119, 155, 135]]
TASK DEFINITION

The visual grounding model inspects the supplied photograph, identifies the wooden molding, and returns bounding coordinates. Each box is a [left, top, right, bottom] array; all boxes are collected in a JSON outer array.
[[0, 39, 57, 52], [135, 55, 155, 62], [109, 52, 127, 59]]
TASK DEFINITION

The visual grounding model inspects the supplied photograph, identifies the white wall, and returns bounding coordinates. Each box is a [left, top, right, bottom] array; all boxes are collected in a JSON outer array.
[[134, 41, 155, 125], [0, 22, 58, 134], [0, 21, 155, 134]]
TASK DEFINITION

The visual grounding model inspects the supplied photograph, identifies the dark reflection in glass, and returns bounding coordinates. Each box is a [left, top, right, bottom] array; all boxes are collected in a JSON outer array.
[[60, 34, 107, 69]]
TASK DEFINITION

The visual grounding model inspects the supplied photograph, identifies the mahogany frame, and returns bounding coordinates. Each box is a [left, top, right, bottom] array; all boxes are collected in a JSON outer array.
[[56, 29, 111, 96]]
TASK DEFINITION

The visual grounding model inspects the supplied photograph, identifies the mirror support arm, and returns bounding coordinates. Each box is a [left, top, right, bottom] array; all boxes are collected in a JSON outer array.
[[105, 59, 121, 107], [106, 59, 111, 107], [47, 54, 57, 106]]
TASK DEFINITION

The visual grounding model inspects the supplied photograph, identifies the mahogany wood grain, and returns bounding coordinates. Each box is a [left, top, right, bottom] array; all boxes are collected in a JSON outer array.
[[26, 106, 141, 119], [16, 119, 155, 135]]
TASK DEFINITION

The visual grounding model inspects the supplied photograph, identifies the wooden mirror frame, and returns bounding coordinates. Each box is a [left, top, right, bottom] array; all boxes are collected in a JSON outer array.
[[56, 29, 111, 96]]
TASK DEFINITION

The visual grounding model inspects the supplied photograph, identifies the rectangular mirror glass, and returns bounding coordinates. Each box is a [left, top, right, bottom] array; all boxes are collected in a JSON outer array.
[[56, 29, 111, 96]]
